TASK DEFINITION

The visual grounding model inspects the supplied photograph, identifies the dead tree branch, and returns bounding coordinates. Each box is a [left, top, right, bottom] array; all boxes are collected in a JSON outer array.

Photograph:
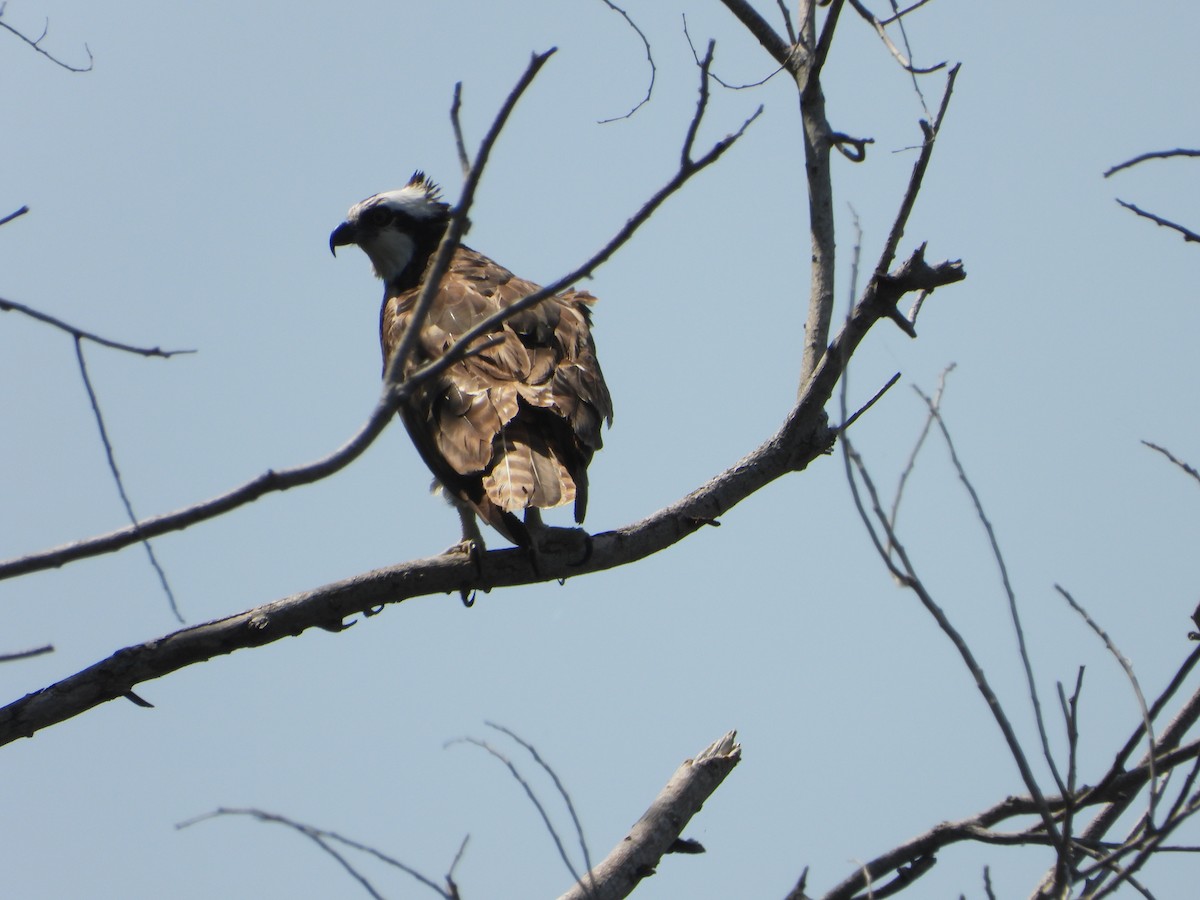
[[0, 47, 760, 585], [0, 242, 963, 746], [177, 807, 453, 899], [0, 297, 195, 358], [595, 0, 655, 123], [1103, 148, 1200, 178], [0, 205, 30, 227], [1114, 199, 1200, 244], [0, 644, 53, 663], [1142, 441, 1200, 487], [0, 8, 93, 72], [447, 733, 588, 891], [557, 732, 741, 900], [74, 337, 183, 623]]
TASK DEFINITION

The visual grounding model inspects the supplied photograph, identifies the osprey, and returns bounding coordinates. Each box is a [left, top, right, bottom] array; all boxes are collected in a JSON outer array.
[[330, 172, 613, 552]]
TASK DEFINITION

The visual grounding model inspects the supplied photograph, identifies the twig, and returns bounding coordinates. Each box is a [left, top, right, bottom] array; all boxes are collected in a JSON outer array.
[[74, 338, 183, 623], [879, 0, 936, 26], [1054, 668, 1085, 895], [1142, 440, 1200, 487], [875, 62, 960, 277], [486, 722, 595, 892], [682, 14, 786, 91], [449, 82, 470, 177], [776, 0, 797, 44], [915, 385, 1067, 800], [1114, 198, 1200, 244], [446, 834, 469, 899], [0, 297, 195, 357], [1056, 584, 1158, 822], [837, 372, 900, 433], [386, 49, 558, 391], [0, 11, 92, 72], [837, 441, 1067, 895], [1104, 148, 1200, 178], [0, 644, 54, 663], [887, 365, 954, 543], [820, 731, 1200, 900], [0, 205, 30, 227], [846, 0, 946, 79], [177, 807, 449, 899], [595, 0, 655, 123], [448, 735, 585, 889]]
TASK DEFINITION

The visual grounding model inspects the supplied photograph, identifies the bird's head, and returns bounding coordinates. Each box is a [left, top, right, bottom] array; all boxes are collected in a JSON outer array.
[[329, 171, 450, 286]]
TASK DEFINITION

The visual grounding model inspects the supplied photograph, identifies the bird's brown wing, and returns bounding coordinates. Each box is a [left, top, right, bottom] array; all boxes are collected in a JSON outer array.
[[381, 246, 612, 542]]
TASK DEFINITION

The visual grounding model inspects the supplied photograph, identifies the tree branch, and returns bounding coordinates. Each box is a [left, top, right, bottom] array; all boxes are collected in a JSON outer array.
[[1113, 198, 1200, 244], [0, 10, 93, 72], [0, 47, 762, 585], [0, 245, 963, 745], [1103, 148, 1200, 178], [556, 732, 741, 900]]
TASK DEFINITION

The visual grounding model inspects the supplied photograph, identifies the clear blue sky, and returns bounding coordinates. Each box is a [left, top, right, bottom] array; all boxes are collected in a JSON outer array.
[[2, 2, 1199, 897]]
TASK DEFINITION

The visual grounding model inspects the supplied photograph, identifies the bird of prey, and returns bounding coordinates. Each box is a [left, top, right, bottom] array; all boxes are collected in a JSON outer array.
[[329, 172, 613, 553]]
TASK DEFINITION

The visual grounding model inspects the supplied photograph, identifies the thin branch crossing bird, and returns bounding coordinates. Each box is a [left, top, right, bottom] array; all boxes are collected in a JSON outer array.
[[330, 172, 613, 554]]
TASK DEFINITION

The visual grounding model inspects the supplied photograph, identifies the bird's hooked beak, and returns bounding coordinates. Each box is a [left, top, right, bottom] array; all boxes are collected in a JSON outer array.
[[329, 220, 357, 257]]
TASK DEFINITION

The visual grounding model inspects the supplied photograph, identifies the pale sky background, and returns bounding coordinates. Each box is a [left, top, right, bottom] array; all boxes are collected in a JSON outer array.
[[3, 2, 1199, 898]]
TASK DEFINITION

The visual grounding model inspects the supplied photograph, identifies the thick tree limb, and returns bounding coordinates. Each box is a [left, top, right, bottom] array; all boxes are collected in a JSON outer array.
[[556, 732, 741, 900], [0, 248, 963, 746]]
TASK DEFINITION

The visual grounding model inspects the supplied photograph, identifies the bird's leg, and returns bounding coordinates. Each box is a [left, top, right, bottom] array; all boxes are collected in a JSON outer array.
[[437, 485, 486, 574], [522, 507, 547, 575], [521, 508, 592, 571], [449, 500, 486, 564]]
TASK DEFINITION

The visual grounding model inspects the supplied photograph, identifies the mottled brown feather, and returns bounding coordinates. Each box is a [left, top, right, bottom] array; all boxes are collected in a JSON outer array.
[[382, 246, 612, 544]]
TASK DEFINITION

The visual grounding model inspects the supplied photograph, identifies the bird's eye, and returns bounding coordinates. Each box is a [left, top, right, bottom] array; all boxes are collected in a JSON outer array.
[[362, 207, 391, 227]]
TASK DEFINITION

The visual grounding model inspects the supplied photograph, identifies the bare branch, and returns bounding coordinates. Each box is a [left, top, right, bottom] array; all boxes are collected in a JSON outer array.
[[820, 728, 1200, 900], [1057, 584, 1157, 809], [486, 722, 595, 889], [74, 338, 183, 623], [1142, 440, 1200, 487], [0, 241, 962, 745], [0, 10, 92, 72], [776, 0, 797, 44], [0, 644, 53, 663], [449, 82, 470, 177], [0, 205, 30, 227], [846, 0, 947, 77], [836, 372, 900, 433], [0, 55, 763, 585], [682, 14, 786, 91], [1104, 148, 1200, 178], [0, 297, 195, 358], [716, 0, 793, 67], [448, 735, 585, 889], [914, 384, 1067, 801], [595, 0, 655, 123], [888, 364, 954, 541], [879, 0, 936, 27], [557, 732, 741, 900], [875, 62, 960, 278], [386, 49, 558, 390], [1114, 198, 1200, 244], [177, 807, 450, 899]]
